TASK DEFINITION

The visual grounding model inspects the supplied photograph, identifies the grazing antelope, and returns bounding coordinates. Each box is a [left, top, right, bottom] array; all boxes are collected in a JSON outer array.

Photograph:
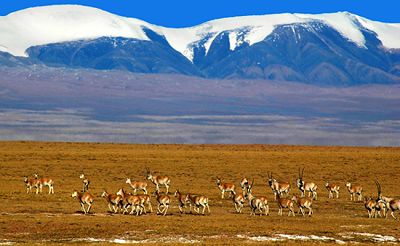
[[80, 173, 90, 192], [185, 194, 210, 215], [34, 173, 54, 194], [346, 182, 363, 201], [71, 191, 94, 214], [101, 190, 123, 213], [116, 188, 144, 216], [126, 178, 148, 195], [292, 195, 313, 217], [216, 177, 236, 199], [23, 176, 40, 194], [146, 169, 170, 194], [245, 180, 269, 216], [174, 190, 191, 213], [276, 192, 295, 216], [267, 172, 290, 200], [325, 182, 340, 199], [156, 194, 170, 216], [296, 168, 318, 200]]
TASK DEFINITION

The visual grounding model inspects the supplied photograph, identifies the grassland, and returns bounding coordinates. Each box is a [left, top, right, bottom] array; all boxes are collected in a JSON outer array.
[[0, 141, 400, 244]]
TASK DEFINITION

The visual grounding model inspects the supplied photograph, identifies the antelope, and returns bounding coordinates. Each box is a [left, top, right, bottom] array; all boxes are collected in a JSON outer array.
[[80, 173, 90, 192], [101, 190, 123, 213], [325, 182, 340, 199], [245, 180, 269, 216], [146, 169, 170, 194], [364, 180, 387, 218], [137, 194, 153, 214], [34, 173, 54, 194], [346, 182, 363, 201], [216, 177, 236, 199], [174, 190, 191, 213], [185, 194, 210, 215], [23, 176, 40, 194], [240, 177, 250, 193], [276, 192, 295, 216], [156, 194, 170, 216], [267, 172, 290, 200], [126, 178, 148, 195], [71, 191, 94, 214], [232, 192, 246, 213], [364, 197, 378, 218], [292, 195, 313, 217], [116, 188, 144, 216], [388, 199, 400, 220], [296, 168, 318, 200]]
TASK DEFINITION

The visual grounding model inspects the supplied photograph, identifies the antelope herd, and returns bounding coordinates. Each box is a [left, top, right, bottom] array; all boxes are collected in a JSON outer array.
[[22, 168, 400, 220]]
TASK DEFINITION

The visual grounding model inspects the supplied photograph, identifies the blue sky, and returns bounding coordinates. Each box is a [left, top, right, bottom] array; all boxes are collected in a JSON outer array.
[[1, 0, 399, 27]]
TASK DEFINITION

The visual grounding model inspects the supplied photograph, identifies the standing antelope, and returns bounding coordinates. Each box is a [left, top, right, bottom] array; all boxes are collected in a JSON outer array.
[[71, 191, 94, 214], [146, 169, 170, 194], [276, 192, 295, 216], [346, 182, 363, 201], [156, 194, 170, 216], [34, 173, 54, 194], [174, 190, 191, 213], [240, 177, 250, 193], [245, 180, 269, 216], [292, 195, 313, 217], [364, 197, 378, 218], [101, 190, 123, 213], [80, 173, 90, 192], [364, 180, 387, 218], [296, 168, 318, 200], [185, 194, 210, 215], [388, 199, 400, 220], [116, 188, 144, 216], [23, 176, 40, 194], [267, 172, 290, 200], [126, 178, 148, 195], [325, 182, 340, 199], [232, 192, 246, 213], [216, 177, 236, 199]]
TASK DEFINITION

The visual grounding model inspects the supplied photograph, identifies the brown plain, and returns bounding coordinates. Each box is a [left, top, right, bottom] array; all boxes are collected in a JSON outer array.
[[0, 141, 399, 244]]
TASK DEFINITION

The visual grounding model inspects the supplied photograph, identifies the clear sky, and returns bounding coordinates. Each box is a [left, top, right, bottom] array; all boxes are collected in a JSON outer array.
[[1, 0, 399, 27]]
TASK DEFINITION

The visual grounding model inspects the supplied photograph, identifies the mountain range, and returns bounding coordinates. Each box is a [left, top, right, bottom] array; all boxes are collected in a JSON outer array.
[[1, 5, 400, 85]]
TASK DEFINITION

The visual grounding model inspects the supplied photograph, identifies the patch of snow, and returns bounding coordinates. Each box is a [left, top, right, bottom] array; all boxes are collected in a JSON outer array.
[[351, 232, 398, 243], [238, 234, 345, 244]]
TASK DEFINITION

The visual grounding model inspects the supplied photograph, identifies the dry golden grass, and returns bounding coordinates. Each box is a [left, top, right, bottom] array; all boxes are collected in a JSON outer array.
[[0, 141, 400, 244]]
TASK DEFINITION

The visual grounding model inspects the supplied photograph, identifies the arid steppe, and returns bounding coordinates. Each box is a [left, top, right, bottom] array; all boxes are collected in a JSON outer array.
[[0, 141, 400, 244]]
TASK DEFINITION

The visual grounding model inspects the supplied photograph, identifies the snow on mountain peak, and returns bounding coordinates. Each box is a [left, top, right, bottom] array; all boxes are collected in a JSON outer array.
[[0, 5, 399, 60]]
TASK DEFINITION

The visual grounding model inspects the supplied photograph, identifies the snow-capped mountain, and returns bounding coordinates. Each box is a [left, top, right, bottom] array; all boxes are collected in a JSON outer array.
[[1, 5, 400, 85]]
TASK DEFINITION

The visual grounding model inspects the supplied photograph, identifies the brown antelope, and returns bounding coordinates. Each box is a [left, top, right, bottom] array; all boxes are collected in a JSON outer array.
[[267, 172, 290, 200], [137, 194, 153, 214], [292, 195, 313, 217], [216, 177, 236, 199], [174, 190, 191, 213], [364, 181, 387, 218], [276, 192, 295, 216], [156, 194, 170, 216], [116, 188, 144, 216], [34, 173, 54, 194], [245, 180, 269, 216], [364, 197, 378, 218], [296, 168, 318, 200], [325, 182, 340, 199], [23, 176, 40, 194], [185, 194, 210, 215], [146, 169, 170, 194], [346, 182, 363, 201], [101, 190, 123, 213], [240, 177, 250, 193], [232, 192, 246, 213], [80, 173, 90, 192], [71, 190, 94, 214], [126, 178, 148, 195], [388, 199, 400, 220]]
